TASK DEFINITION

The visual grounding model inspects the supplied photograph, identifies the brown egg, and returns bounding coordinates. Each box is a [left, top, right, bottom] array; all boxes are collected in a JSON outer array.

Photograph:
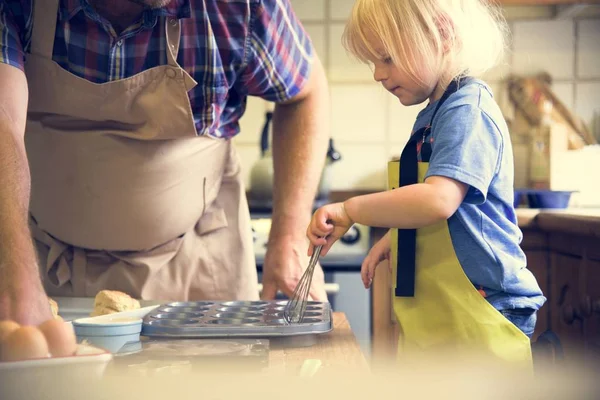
[[38, 319, 77, 357], [0, 326, 49, 362], [0, 320, 21, 360], [0, 320, 20, 342]]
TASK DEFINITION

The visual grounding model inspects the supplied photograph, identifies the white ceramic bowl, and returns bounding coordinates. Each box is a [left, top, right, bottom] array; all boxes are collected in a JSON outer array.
[[0, 343, 112, 392], [72, 316, 143, 353]]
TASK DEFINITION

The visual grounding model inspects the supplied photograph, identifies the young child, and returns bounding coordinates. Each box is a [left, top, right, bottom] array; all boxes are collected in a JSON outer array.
[[306, 0, 546, 365]]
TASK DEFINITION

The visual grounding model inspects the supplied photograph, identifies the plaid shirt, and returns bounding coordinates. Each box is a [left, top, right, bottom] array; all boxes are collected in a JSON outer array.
[[0, 0, 313, 138]]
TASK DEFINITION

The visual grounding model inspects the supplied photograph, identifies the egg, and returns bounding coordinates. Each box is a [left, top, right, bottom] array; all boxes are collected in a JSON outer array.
[[0, 320, 20, 341], [0, 320, 21, 360], [0, 326, 49, 362], [38, 318, 77, 357]]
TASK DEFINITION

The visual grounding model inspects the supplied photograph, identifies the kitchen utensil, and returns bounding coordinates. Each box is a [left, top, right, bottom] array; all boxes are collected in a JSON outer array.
[[55, 297, 160, 322], [283, 245, 323, 324], [249, 112, 341, 204], [140, 300, 332, 338], [72, 316, 143, 353]]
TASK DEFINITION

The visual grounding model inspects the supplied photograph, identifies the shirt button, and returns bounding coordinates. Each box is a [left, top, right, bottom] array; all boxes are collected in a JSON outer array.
[[116, 40, 123, 46], [166, 68, 177, 78]]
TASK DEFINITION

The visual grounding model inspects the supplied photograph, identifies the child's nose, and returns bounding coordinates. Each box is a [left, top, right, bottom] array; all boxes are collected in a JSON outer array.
[[373, 64, 387, 82]]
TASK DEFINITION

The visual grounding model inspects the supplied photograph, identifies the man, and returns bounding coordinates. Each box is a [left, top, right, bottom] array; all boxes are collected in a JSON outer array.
[[0, 0, 329, 326]]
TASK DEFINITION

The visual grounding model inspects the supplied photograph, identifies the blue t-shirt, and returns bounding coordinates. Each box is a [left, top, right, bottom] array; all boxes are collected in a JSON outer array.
[[413, 78, 546, 311]]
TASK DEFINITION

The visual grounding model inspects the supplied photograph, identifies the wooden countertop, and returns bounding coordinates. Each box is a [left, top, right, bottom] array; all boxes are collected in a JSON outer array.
[[516, 208, 600, 237], [268, 312, 369, 374]]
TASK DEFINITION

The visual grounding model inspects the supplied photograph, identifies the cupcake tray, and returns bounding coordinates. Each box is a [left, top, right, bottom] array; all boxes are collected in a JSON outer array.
[[141, 300, 332, 338]]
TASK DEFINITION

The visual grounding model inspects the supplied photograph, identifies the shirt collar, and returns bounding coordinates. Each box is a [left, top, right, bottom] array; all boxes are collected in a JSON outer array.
[[59, 0, 192, 22]]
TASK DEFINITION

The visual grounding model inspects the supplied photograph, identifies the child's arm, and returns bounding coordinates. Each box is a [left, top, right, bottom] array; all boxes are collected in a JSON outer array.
[[344, 175, 468, 229], [306, 175, 468, 256]]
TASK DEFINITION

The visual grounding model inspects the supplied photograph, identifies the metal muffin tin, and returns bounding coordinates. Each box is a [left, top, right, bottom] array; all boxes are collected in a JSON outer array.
[[141, 300, 332, 338]]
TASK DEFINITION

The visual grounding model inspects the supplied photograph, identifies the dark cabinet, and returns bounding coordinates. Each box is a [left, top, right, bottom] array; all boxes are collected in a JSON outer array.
[[520, 227, 550, 340], [583, 259, 600, 362], [549, 252, 585, 359]]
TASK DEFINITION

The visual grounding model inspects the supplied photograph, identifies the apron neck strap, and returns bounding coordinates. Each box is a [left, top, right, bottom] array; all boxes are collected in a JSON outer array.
[[165, 17, 182, 67], [429, 76, 471, 126], [31, 0, 60, 58], [394, 75, 471, 298]]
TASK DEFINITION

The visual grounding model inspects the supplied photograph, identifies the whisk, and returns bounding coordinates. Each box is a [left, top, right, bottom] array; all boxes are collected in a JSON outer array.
[[283, 244, 323, 324]]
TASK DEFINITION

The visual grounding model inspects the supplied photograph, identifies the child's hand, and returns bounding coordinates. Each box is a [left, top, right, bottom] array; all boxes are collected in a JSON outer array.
[[306, 202, 353, 257], [361, 231, 391, 289]]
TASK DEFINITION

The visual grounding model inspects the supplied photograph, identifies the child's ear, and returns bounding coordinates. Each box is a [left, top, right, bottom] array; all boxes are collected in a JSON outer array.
[[435, 13, 457, 54]]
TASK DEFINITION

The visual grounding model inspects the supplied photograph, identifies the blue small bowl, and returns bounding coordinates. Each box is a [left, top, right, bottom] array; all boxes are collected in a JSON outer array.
[[527, 190, 574, 209], [72, 317, 142, 353], [513, 190, 525, 208]]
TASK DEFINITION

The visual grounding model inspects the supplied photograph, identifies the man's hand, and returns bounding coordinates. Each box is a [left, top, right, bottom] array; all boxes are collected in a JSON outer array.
[[0, 64, 51, 325], [260, 235, 327, 302], [0, 273, 52, 325]]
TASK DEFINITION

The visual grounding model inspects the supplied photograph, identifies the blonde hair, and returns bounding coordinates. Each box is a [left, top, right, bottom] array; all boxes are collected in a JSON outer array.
[[342, 0, 509, 90]]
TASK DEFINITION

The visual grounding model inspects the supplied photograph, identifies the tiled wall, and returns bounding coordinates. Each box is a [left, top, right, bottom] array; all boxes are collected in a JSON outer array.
[[234, 1, 600, 192]]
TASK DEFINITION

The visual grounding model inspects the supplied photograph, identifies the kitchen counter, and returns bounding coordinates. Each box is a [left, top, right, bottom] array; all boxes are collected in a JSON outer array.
[[268, 312, 368, 374], [516, 208, 600, 236]]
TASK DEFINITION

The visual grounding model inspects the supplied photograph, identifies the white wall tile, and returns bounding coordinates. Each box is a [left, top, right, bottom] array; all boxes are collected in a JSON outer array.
[[303, 24, 327, 63], [330, 84, 387, 143], [236, 97, 269, 144], [512, 20, 575, 79], [290, 0, 325, 22], [387, 94, 425, 145], [387, 143, 406, 163], [233, 142, 262, 189], [329, 144, 388, 190], [328, 24, 373, 82], [329, 0, 354, 21], [577, 20, 600, 79], [502, 6, 554, 20], [481, 56, 512, 83], [575, 82, 600, 142], [486, 82, 503, 101], [551, 82, 574, 111]]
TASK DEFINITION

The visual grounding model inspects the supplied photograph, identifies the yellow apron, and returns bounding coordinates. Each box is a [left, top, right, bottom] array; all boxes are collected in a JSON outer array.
[[388, 78, 533, 369]]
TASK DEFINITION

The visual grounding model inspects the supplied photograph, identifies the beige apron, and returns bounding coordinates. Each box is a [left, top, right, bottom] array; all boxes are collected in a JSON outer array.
[[23, 0, 259, 301]]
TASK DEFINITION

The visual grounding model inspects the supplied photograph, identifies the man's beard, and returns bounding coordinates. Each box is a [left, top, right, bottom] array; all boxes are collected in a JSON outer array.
[[128, 0, 172, 9]]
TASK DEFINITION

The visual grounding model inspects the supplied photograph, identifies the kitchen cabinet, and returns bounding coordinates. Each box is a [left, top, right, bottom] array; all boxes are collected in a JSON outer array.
[[583, 259, 600, 361], [520, 223, 550, 340], [370, 209, 600, 366], [549, 251, 585, 360]]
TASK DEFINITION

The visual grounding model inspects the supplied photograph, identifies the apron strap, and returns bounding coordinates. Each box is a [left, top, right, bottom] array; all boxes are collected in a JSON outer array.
[[395, 76, 470, 298], [165, 17, 182, 67], [31, 0, 60, 58]]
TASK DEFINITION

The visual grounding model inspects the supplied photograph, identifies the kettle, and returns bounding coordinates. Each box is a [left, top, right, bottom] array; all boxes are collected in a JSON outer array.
[[249, 111, 341, 205]]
